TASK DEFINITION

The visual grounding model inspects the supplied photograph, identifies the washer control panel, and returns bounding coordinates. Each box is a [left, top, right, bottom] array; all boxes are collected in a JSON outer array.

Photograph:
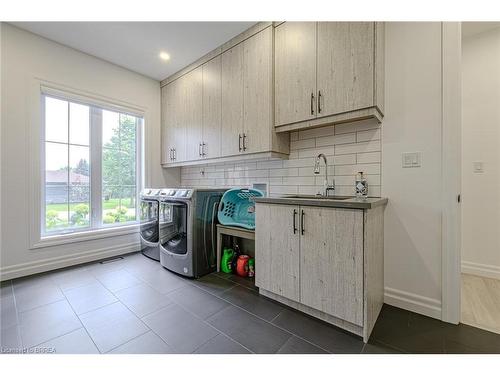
[[141, 188, 161, 197], [158, 189, 193, 199]]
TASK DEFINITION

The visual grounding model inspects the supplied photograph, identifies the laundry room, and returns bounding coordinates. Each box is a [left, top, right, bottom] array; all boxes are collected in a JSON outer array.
[[1, 1, 499, 374]]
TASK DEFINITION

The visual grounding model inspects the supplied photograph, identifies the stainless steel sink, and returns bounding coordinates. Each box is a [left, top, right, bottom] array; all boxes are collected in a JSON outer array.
[[282, 195, 352, 200]]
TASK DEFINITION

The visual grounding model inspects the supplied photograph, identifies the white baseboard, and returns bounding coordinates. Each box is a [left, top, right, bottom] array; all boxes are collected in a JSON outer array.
[[0, 242, 140, 281], [462, 261, 500, 280], [384, 287, 442, 320]]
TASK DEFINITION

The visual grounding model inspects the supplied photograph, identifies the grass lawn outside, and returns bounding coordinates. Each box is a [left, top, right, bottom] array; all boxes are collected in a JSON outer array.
[[46, 198, 134, 212], [45, 197, 137, 231]]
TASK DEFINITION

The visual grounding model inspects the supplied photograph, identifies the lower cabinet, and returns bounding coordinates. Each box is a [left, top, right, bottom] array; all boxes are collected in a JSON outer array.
[[255, 204, 300, 301], [255, 202, 384, 343], [299, 206, 364, 326]]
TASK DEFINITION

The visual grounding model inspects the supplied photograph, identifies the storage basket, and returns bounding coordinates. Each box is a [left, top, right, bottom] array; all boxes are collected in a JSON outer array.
[[217, 188, 264, 230]]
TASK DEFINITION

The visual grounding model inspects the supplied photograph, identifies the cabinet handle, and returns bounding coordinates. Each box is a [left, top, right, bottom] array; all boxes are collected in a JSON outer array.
[[318, 90, 322, 114], [238, 134, 242, 152], [202, 142, 206, 157], [310, 92, 315, 115], [199, 143, 202, 157], [293, 209, 297, 234], [243, 133, 247, 151], [300, 209, 305, 235]]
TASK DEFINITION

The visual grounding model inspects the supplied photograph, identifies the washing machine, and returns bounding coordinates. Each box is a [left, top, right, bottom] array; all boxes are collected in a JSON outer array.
[[159, 188, 225, 278], [139, 188, 161, 261]]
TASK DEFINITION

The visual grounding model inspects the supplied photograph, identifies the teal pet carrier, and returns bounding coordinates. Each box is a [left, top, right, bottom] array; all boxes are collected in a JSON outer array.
[[217, 188, 264, 230]]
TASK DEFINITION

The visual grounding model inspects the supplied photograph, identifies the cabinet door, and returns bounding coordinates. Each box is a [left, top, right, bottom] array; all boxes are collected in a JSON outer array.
[[317, 22, 374, 117], [184, 67, 203, 161], [161, 85, 171, 164], [202, 55, 222, 159], [299, 206, 364, 325], [163, 80, 180, 164], [221, 43, 244, 157], [274, 22, 317, 127], [169, 77, 187, 162], [255, 203, 300, 302], [243, 26, 272, 153]]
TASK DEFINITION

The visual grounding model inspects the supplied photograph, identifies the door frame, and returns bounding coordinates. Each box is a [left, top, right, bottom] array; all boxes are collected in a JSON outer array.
[[441, 22, 462, 324]]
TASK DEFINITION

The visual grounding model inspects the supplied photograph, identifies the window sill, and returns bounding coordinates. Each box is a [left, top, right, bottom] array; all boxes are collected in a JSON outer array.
[[31, 224, 140, 249]]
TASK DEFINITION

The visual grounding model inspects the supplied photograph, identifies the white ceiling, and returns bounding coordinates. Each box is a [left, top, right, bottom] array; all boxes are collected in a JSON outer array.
[[11, 22, 256, 81], [462, 22, 500, 39]]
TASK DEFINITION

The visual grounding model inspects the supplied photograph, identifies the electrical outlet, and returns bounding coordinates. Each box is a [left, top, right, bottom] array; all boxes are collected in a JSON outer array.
[[402, 152, 421, 168]]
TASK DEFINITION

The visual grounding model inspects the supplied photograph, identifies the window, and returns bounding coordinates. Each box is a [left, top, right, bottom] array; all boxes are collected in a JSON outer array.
[[42, 93, 142, 237], [101, 110, 138, 226]]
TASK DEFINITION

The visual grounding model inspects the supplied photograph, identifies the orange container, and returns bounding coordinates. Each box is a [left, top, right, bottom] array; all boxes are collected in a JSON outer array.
[[236, 255, 250, 277]]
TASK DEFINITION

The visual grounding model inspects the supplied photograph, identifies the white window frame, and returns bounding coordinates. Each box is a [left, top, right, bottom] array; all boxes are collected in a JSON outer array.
[[29, 82, 145, 249]]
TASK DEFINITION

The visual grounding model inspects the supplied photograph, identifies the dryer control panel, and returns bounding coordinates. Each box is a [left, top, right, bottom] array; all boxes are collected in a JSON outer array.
[[159, 189, 193, 199]]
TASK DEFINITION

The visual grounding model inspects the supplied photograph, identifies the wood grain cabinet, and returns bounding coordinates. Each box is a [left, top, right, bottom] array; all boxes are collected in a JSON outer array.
[[221, 26, 289, 158], [274, 22, 385, 132], [255, 202, 385, 343], [242, 26, 275, 154], [255, 203, 300, 301], [161, 23, 289, 167], [162, 76, 187, 164], [184, 67, 203, 162], [274, 22, 317, 127], [221, 42, 244, 157], [299, 206, 364, 325], [201, 56, 222, 159], [162, 63, 217, 165]]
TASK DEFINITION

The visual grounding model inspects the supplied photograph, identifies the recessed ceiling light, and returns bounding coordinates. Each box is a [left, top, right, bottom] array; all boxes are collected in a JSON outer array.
[[159, 52, 170, 61]]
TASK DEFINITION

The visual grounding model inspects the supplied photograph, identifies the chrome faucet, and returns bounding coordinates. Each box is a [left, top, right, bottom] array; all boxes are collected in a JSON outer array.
[[314, 153, 335, 196]]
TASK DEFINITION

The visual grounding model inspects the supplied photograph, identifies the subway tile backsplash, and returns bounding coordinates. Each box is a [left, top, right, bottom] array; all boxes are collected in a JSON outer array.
[[180, 119, 382, 197]]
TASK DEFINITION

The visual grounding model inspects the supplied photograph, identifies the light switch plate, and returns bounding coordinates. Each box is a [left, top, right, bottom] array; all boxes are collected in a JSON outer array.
[[402, 152, 421, 168], [473, 161, 484, 173]]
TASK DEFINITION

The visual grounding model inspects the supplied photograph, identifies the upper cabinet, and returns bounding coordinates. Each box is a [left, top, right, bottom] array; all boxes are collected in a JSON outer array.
[[160, 22, 384, 167], [317, 22, 376, 117], [221, 43, 244, 157], [222, 25, 286, 157], [274, 22, 317, 126], [161, 76, 187, 163], [243, 26, 282, 154], [274, 22, 385, 132], [202, 56, 222, 159], [162, 24, 289, 167], [162, 60, 217, 164], [184, 67, 203, 162]]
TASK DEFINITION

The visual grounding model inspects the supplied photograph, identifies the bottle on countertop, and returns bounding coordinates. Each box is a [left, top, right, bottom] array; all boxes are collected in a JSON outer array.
[[355, 171, 368, 200]]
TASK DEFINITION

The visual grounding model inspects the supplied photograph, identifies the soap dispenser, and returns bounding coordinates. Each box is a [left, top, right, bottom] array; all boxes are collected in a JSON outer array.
[[355, 172, 368, 200]]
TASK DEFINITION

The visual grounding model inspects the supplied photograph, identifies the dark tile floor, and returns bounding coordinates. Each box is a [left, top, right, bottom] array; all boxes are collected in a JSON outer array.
[[1, 252, 499, 354]]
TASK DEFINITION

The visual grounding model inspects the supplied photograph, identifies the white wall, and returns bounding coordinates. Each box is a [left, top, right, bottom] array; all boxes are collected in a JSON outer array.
[[180, 120, 382, 197], [461, 27, 500, 280], [0, 23, 180, 280], [382, 22, 444, 319]]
